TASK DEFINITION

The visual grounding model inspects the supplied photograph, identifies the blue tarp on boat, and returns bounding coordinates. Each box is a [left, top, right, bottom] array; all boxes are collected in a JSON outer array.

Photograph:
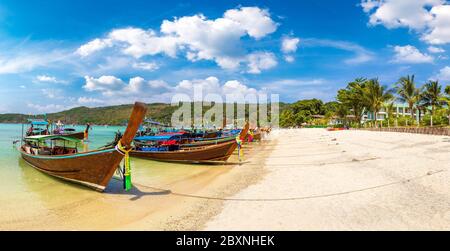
[[27, 119, 48, 126], [134, 135, 179, 141]]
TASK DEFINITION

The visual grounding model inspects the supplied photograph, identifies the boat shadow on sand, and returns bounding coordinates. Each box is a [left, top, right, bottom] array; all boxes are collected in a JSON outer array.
[[106, 178, 171, 201], [18, 158, 171, 201]]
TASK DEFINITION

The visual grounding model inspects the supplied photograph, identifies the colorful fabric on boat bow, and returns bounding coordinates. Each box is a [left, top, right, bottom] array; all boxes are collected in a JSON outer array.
[[236, 136, 244, 161], [247, 130, 254, 142]]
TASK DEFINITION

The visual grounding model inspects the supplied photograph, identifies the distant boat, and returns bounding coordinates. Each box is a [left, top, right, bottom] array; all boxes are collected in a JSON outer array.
[[130, 122, 249, 163], [18, 102, 147, 191], [26, 119, 50, 136], [53, 122, 90, 140]]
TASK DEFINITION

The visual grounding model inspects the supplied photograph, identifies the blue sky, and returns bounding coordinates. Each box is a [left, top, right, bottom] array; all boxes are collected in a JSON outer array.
[[0, 0, 449, 113]]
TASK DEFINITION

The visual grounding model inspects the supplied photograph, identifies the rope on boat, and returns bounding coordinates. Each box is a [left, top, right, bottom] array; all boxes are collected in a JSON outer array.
[[248, 157, 380, 167], [131, 169, 445, 202], [115, 140, 132, 191]]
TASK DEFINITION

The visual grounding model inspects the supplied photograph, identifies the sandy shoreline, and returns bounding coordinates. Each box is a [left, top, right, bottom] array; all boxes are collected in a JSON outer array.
[[204, 128, 450, 230], [3, 128, 450, 230]]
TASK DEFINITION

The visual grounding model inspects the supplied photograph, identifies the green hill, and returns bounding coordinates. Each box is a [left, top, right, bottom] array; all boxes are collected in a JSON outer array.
[[0, 103, 178, 125], [0, 102, 289, 125]]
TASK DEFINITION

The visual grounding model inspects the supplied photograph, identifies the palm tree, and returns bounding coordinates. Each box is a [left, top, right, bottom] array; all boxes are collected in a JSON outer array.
[[421, 80, 443, 126], [337, 78, 366, 127], [363, 78, 394, 127], [396, 75, 419, 125], [442, 85, 450, 125], [385, 102, 395, 127]]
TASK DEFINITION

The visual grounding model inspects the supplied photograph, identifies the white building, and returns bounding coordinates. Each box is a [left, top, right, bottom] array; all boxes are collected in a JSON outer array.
[[362, 103, 428, 124]]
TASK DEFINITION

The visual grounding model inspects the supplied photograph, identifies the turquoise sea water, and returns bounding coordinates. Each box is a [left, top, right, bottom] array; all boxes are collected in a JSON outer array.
[[0, 123, 238, 229], [0, 123, 126, 196]]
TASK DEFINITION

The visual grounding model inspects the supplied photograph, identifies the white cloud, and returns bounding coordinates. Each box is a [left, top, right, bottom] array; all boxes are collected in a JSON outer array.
[[264, 78, 327, 88], [222, 80, 258, 96], [222, 7, 278, 39], [82, 75, 267, 103], [148, 80, 171, 89], [281, 36, 300, 53], [281, 36, 300, 62], [37, 75, 57, 82], [427, 46, 445, 53], [35, 74, 68, 84], [360, 0, 380, 12], [76, 38, 113, 57], [361, 0, 450, 45], [284, 55, 295, 63], [41, 88, 62, 99], [76, 6, 279, 72], [246, 52, 277, 74], [422, 5, 450, 44], [302, 38, 374, 64], [27, 103, 71, 113], [391, 45, 434, 63], [108, 28, 178, 58], [132, 61, 159, 71], [436, 66, 450, 81], [0, 50, 68, 74], [83, 75, 126, 94], [123, 77, 146, 94], [77, 96, 105, 104], [83, 75, 172, 98], [19, 85, 26, 89]]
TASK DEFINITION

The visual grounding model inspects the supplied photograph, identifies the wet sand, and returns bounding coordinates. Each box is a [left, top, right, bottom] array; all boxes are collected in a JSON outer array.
[[205, 128, 450, 230]]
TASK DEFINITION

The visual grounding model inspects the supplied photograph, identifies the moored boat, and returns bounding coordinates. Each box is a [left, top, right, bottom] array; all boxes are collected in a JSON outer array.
[[18, 102, 147, 191], [53, 123, 90, 140], [130, 122, 249, 163]]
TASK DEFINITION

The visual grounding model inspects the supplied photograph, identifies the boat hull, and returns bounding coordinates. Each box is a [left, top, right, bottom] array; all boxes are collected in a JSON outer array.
[[20, 148, 123, 191], [131, 140, 238, 162], [61, 132, 85, 140], [180, 136, 236, 148]]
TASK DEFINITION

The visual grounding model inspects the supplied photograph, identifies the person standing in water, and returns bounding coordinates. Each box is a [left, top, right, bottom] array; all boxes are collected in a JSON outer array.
[[84, 123, 91, 141]]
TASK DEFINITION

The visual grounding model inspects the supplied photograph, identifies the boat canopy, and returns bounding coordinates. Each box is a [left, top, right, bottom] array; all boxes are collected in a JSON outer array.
[[134, 135, 180, 141], [24, 135, 82, 143], [27, 119, 48, 126]]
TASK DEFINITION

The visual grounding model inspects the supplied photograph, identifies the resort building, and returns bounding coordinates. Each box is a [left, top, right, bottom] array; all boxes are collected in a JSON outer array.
[[361, 103, 430, 124]]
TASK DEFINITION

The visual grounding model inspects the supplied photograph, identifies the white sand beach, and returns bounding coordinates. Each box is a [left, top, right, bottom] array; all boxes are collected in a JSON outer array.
[[4, 128, 450, 230], [204, 128, 450, 230]]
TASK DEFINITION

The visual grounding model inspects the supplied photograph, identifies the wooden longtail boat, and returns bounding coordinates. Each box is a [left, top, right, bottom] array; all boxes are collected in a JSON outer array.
[[18, 102, 147, 191], [53, 124, 90, 140], [180, 135, 236, 148], [63, 131, 85, 140], [130, 122, 249, 163]]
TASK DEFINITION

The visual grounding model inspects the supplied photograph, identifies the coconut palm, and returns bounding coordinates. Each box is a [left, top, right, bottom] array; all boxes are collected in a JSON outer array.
[[421, 80, 443, 126], [385, 102, 395, 127], [396, 75, 419, 125], [363, 78, 394, 127], [442, 85, 450, 125]]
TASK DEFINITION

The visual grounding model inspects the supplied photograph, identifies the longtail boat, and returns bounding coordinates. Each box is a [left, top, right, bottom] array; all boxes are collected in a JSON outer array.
[[26, 119, 50, 136], [18, 102, 147, 191], [130, 122, 249, 163], [53, 124, 90, 140]]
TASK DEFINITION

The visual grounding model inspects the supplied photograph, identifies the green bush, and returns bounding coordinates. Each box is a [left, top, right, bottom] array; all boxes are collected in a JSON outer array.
[[396, 116, 416, 126], [421, 109, 449, 126]]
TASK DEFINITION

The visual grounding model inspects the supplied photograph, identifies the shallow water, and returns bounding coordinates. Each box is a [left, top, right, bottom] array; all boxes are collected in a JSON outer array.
[[0, 123, 237, 229]]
